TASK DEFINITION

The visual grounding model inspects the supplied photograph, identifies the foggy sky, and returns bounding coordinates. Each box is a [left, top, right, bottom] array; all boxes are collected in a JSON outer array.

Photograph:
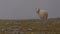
[[0, 0, 60, 20]]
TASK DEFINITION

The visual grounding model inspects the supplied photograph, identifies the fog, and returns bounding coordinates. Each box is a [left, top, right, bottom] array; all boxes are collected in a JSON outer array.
[[0, 0, 60, 20]]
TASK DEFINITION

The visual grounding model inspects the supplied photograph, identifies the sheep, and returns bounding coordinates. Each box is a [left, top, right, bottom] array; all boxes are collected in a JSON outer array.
[[36, 8, 48, 21]]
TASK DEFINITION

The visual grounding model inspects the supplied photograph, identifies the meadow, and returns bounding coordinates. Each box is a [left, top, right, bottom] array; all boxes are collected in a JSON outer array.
[[0, 18, 60, 34]]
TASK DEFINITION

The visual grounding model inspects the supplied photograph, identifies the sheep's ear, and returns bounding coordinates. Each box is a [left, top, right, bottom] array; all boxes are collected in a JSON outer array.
[[39, 9, 41, 10], [35, 8, 38, 10], [35, 8, 38, 13]]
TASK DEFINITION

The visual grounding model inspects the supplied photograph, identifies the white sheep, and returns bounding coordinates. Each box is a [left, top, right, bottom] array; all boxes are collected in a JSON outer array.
[[36, 8, 48, 21]]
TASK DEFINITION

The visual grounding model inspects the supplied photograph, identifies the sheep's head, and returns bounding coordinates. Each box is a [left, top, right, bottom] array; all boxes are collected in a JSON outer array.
[[36, 8, 40, 14]]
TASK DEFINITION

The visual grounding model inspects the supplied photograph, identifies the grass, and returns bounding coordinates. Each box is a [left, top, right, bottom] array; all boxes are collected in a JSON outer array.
[[0, 18, 60, 34]]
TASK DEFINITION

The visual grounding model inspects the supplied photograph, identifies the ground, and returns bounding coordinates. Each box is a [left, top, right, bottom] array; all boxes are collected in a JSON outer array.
[[0, 18, 60, 34]]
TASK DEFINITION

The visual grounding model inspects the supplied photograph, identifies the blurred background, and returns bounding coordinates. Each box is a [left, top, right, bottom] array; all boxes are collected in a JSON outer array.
[[0, 0, 60, 20]]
